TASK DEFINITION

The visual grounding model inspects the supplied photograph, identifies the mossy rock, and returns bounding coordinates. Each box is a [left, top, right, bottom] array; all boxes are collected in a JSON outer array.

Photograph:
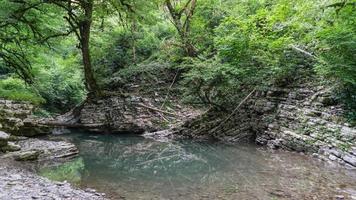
[[13, 150, 42, 161]]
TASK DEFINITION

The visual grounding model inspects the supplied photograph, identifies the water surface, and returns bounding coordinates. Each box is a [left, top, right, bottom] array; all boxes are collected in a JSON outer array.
[[38, 131, 356, 200]]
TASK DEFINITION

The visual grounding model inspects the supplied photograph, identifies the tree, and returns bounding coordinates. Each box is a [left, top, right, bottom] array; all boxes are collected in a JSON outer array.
[[0, 0, 43, 84], [164, 0, 198, 57], [0, 0, 140, 97], [44, 0, 100, 96]]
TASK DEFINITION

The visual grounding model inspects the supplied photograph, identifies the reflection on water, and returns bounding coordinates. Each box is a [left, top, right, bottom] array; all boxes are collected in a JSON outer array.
[[39, 132, 356, 200]]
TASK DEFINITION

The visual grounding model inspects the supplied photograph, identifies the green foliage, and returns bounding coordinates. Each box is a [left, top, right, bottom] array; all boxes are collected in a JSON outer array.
[[312, 3, 356, 123], [180, 58, 248, 108], [0, 77, 44, 105], [0, 0, 354, 122], [94, 25, 163, 72], [34, 52, 86, 113]]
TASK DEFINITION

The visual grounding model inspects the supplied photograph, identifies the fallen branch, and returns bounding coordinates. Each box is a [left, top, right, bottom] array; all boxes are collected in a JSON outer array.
[[137, 103, 182, 117], [160, 69, 180, 109], [209, 88, 256, 134], [290, 45, 317, 59]]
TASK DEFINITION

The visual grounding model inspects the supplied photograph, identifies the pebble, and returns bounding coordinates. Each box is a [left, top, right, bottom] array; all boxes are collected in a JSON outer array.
[[335, 195, 345, 200]]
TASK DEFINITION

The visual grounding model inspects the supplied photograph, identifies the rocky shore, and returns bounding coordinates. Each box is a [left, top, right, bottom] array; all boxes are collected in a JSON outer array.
[[0, 132, 108, 200], [0, 161, 107, 200]]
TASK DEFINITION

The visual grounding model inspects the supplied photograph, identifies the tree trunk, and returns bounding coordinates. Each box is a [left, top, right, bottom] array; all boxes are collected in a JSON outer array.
[[165, 0, 198, 57], [131, 19, 137, 64], [79, 1, 100, 97], [182, 36, 197, 57]]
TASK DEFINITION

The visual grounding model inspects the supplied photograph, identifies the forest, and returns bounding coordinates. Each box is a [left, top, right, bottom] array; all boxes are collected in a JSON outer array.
[[0, 0, 356, 199], [0, 0, 354, 120]]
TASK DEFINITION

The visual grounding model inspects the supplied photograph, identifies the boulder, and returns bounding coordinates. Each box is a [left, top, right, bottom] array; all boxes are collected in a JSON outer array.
[[14, 139, 78, 160], [1, 142, 21, 152], [0, 131, 10, 147], [13, 150, 42, 161]]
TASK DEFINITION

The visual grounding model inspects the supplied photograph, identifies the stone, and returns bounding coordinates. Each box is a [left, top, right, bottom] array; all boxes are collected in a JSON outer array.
[[267, 139, 282, 149], [13, 150, 42, 161], [0, 131, 10, 147], [340, 127, 356, 141], [13, 138, 79, 160], [351, 147, 356, 156], [0, 161, 107, 200], [329, 154, 338, 161], [335, 195, 345, 200], [343, 154, 356, 167], [330, 149, 343, 158], [320, 96, 337, 106], [1, 142, 21, 152]]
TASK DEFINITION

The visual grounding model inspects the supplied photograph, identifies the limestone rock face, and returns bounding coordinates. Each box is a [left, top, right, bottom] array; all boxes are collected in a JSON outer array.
[[0, 99, 50, 137], [76, 94, 197, 134], [176, 83, 356, 168], [253, 86, 356, 168], [20, 139, 77, 160]]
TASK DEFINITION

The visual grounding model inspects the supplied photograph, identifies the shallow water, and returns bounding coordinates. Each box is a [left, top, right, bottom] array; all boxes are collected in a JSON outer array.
[[38, 131, 356, 200]]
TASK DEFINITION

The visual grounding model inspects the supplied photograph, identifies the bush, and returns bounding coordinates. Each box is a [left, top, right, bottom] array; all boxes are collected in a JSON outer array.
[[0, 77, 45, 105], [34, 54, 86, 113]]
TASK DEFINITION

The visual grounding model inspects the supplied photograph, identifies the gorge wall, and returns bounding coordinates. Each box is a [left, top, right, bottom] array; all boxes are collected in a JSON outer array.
[[0, 99, 49, 137], [176, 82, 356, 168]]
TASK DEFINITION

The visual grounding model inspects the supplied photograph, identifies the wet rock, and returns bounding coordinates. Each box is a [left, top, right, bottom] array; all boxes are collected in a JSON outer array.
[[1, 142, 21, 152], [13, 150, 42, 161], [0, 131, 10, 147]]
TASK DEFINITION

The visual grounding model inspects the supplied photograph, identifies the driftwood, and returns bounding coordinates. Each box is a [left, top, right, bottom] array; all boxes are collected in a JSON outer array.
[[137, 103, 182, 117]]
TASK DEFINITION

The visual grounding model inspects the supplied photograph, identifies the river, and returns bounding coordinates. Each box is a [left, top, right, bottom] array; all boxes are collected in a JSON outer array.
[[37, 131, 356, 200]]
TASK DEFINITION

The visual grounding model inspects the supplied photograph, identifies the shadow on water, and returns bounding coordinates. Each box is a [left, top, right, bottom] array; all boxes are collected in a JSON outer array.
[[38, 131, 356, 200]]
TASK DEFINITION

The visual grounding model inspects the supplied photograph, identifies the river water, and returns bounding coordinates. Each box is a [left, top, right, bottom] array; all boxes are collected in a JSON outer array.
[[38, 131, 356, 200]]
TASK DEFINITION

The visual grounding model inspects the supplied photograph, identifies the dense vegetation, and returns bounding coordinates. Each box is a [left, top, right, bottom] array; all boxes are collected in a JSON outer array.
[[0, 0, 355, 121]]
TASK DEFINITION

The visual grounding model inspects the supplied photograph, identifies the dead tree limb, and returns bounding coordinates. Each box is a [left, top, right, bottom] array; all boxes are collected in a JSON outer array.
[[137, 103, 182, 117], [209, 88, 256, 134]]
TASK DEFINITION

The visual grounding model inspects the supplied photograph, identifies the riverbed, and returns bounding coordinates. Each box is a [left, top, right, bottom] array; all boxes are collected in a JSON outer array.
[[36, 131, 356, 200]]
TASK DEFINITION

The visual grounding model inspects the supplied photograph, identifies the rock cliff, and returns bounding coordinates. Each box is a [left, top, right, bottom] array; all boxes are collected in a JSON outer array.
[[175, 82, 356, 168]]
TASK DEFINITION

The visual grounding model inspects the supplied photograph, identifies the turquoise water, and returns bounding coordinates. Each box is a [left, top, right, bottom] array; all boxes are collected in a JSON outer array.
[[39, 132, 356, 200]]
